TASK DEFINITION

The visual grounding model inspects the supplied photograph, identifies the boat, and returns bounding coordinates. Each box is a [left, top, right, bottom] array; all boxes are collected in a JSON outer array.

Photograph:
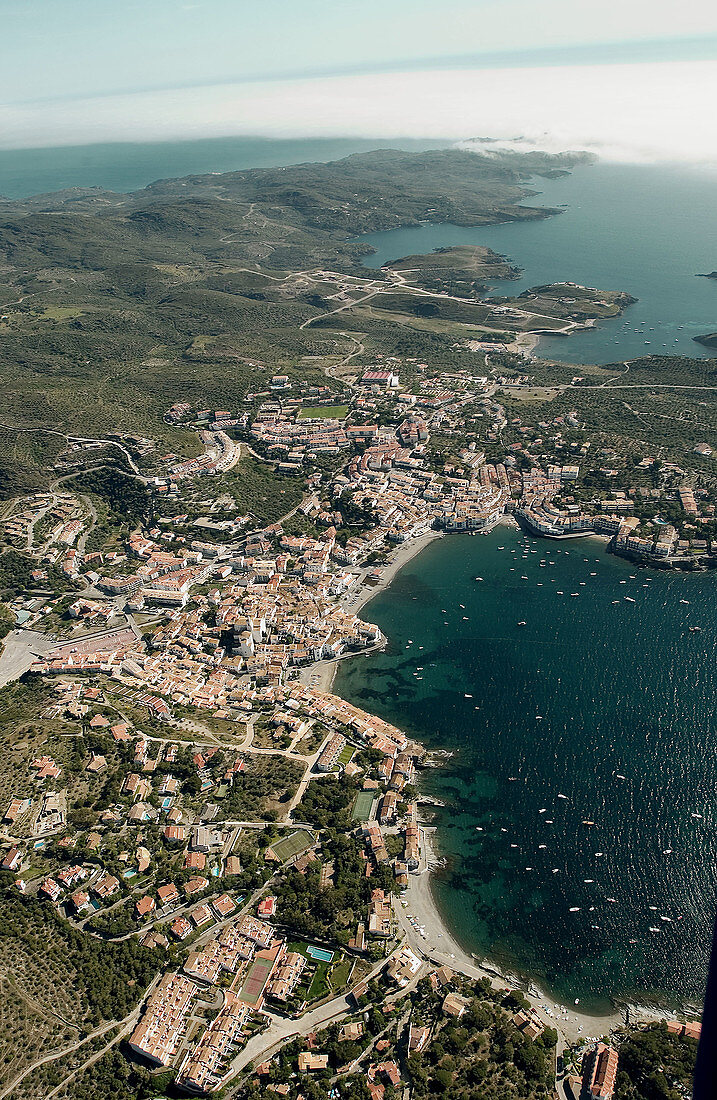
[[689, 626, 702, 633], [649, 926, 661, 933], [517, 620, 526, 626], [624, 596, 636, 603], [582, 820, 596, 826], [680, 599, 689, 605], [475, 577, 483, 581], [557, 794, 568, 800], [464, 693, 473, 698], [607, 898, 617, 903], [569, 907, 581, 912], [570, 592, 579, 597]]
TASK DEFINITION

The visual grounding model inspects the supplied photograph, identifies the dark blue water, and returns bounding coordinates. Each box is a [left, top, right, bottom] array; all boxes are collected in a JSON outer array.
[[334, 527, 717, 1010], [0, 136, 445, 200], [358, 161, 717, 364]]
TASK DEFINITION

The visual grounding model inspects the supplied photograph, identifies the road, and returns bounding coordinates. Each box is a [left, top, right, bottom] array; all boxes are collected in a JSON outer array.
[[224, 952, 393, 1082], [0, 973, 161, 1100]]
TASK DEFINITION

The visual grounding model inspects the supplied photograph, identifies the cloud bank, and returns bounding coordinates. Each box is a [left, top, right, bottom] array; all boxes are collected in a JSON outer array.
[[2, 59, 716, 164]]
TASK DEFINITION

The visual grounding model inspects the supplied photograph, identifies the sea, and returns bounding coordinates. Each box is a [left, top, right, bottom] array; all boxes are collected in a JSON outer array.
[[0, 135, 444, 200], [2, 134, 716, 1009], [359, 160, 717, 364], [334, 527, 717, 1013]]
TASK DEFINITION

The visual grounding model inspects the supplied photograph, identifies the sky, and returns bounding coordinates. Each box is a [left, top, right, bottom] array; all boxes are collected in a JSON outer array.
[[2, 0, 717, 160]]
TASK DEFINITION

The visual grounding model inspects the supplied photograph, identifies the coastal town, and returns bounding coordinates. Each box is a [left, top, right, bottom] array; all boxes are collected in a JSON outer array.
[[0, 344, 710, 1099]]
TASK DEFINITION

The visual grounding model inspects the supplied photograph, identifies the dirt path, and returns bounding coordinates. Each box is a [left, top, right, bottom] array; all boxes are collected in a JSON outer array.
[[0, 973, 161, 1100]]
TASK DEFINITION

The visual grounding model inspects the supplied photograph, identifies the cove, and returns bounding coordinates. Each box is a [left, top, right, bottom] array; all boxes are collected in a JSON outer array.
[[333, 525, 717, 1012], [357, 161, 717, 365]]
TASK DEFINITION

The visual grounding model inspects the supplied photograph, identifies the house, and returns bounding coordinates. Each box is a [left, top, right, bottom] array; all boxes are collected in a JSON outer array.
[[86, 753, 107, 773], [581, 1043, 619, 1100], [368, 889, 392, 937], [70, 890, 91, 913], [171, 916, 193, 940], [408, 1024, 430, 1052], [136, 846, 151, 873], [157, 882, 181, 907], [385, 946, 421, 987], [212, 893, 236, 919], [442, 992, 470, 1018], [40, 877, 63, 902], [93, 873, 120, 900], [183, 851, 206, 871], [257, 896, 276, 919], [183, 876, 209, 897], [191, 902, 213, 927], [297, 1053, 329, 1072], [136, 895, 156, 919], [1, 847, 22, 872], [163, 825, 186, 845], [339, 1021, 364, 1042]]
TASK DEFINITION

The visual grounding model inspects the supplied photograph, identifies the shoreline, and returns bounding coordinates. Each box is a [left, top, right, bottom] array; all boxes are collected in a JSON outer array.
[[302, 529, 444, 694], [397, 824, 635, 1046], [318, 517, 691, 1045]]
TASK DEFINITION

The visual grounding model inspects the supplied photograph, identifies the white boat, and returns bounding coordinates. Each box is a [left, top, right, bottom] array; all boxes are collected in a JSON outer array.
[[624, 596, 636, 603], [569, 907, 581, 912]]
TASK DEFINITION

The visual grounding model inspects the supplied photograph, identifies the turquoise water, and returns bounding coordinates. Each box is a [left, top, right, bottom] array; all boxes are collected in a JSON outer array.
[[0, 136, 445, 200], [334, 528, 717, 1010], [358, 161, 717, 364]]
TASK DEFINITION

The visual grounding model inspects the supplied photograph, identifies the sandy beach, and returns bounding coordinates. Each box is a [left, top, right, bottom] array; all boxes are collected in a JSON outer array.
[[303, 517, 674, 1049], [394, 824, 635, 1048]]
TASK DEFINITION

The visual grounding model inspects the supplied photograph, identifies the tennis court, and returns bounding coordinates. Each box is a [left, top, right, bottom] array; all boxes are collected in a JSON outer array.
[[238, 955, 274, 1006], [269, 829, 314, 863], [351, 790, 374, 822]]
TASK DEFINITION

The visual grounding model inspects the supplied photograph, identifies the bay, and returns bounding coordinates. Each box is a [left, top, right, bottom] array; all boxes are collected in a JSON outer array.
[[358, 161, 717, 364], [333, 526, 717, 1011]]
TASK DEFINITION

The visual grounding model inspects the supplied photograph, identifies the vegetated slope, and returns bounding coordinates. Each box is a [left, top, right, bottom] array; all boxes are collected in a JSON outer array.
[[0, 149, 579, 488]]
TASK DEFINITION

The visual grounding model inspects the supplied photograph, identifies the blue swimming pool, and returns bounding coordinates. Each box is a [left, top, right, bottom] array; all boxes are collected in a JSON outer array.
[[306, 945, 334, 963]]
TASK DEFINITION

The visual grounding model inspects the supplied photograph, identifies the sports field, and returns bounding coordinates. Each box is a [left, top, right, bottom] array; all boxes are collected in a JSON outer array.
[[238, 955, 274, 1006], [351, 790, 374, 822], [269, 829, 314, 862], [296, 405, 349, 420]]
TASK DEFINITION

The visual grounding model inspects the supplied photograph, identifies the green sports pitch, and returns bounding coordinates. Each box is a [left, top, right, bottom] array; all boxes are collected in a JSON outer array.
[[296, 405, 349, 420], [269, 829, 315, 862]]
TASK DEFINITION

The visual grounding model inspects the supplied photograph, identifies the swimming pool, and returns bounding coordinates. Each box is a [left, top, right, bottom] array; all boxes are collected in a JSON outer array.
[[306, 945, 334, 963]]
